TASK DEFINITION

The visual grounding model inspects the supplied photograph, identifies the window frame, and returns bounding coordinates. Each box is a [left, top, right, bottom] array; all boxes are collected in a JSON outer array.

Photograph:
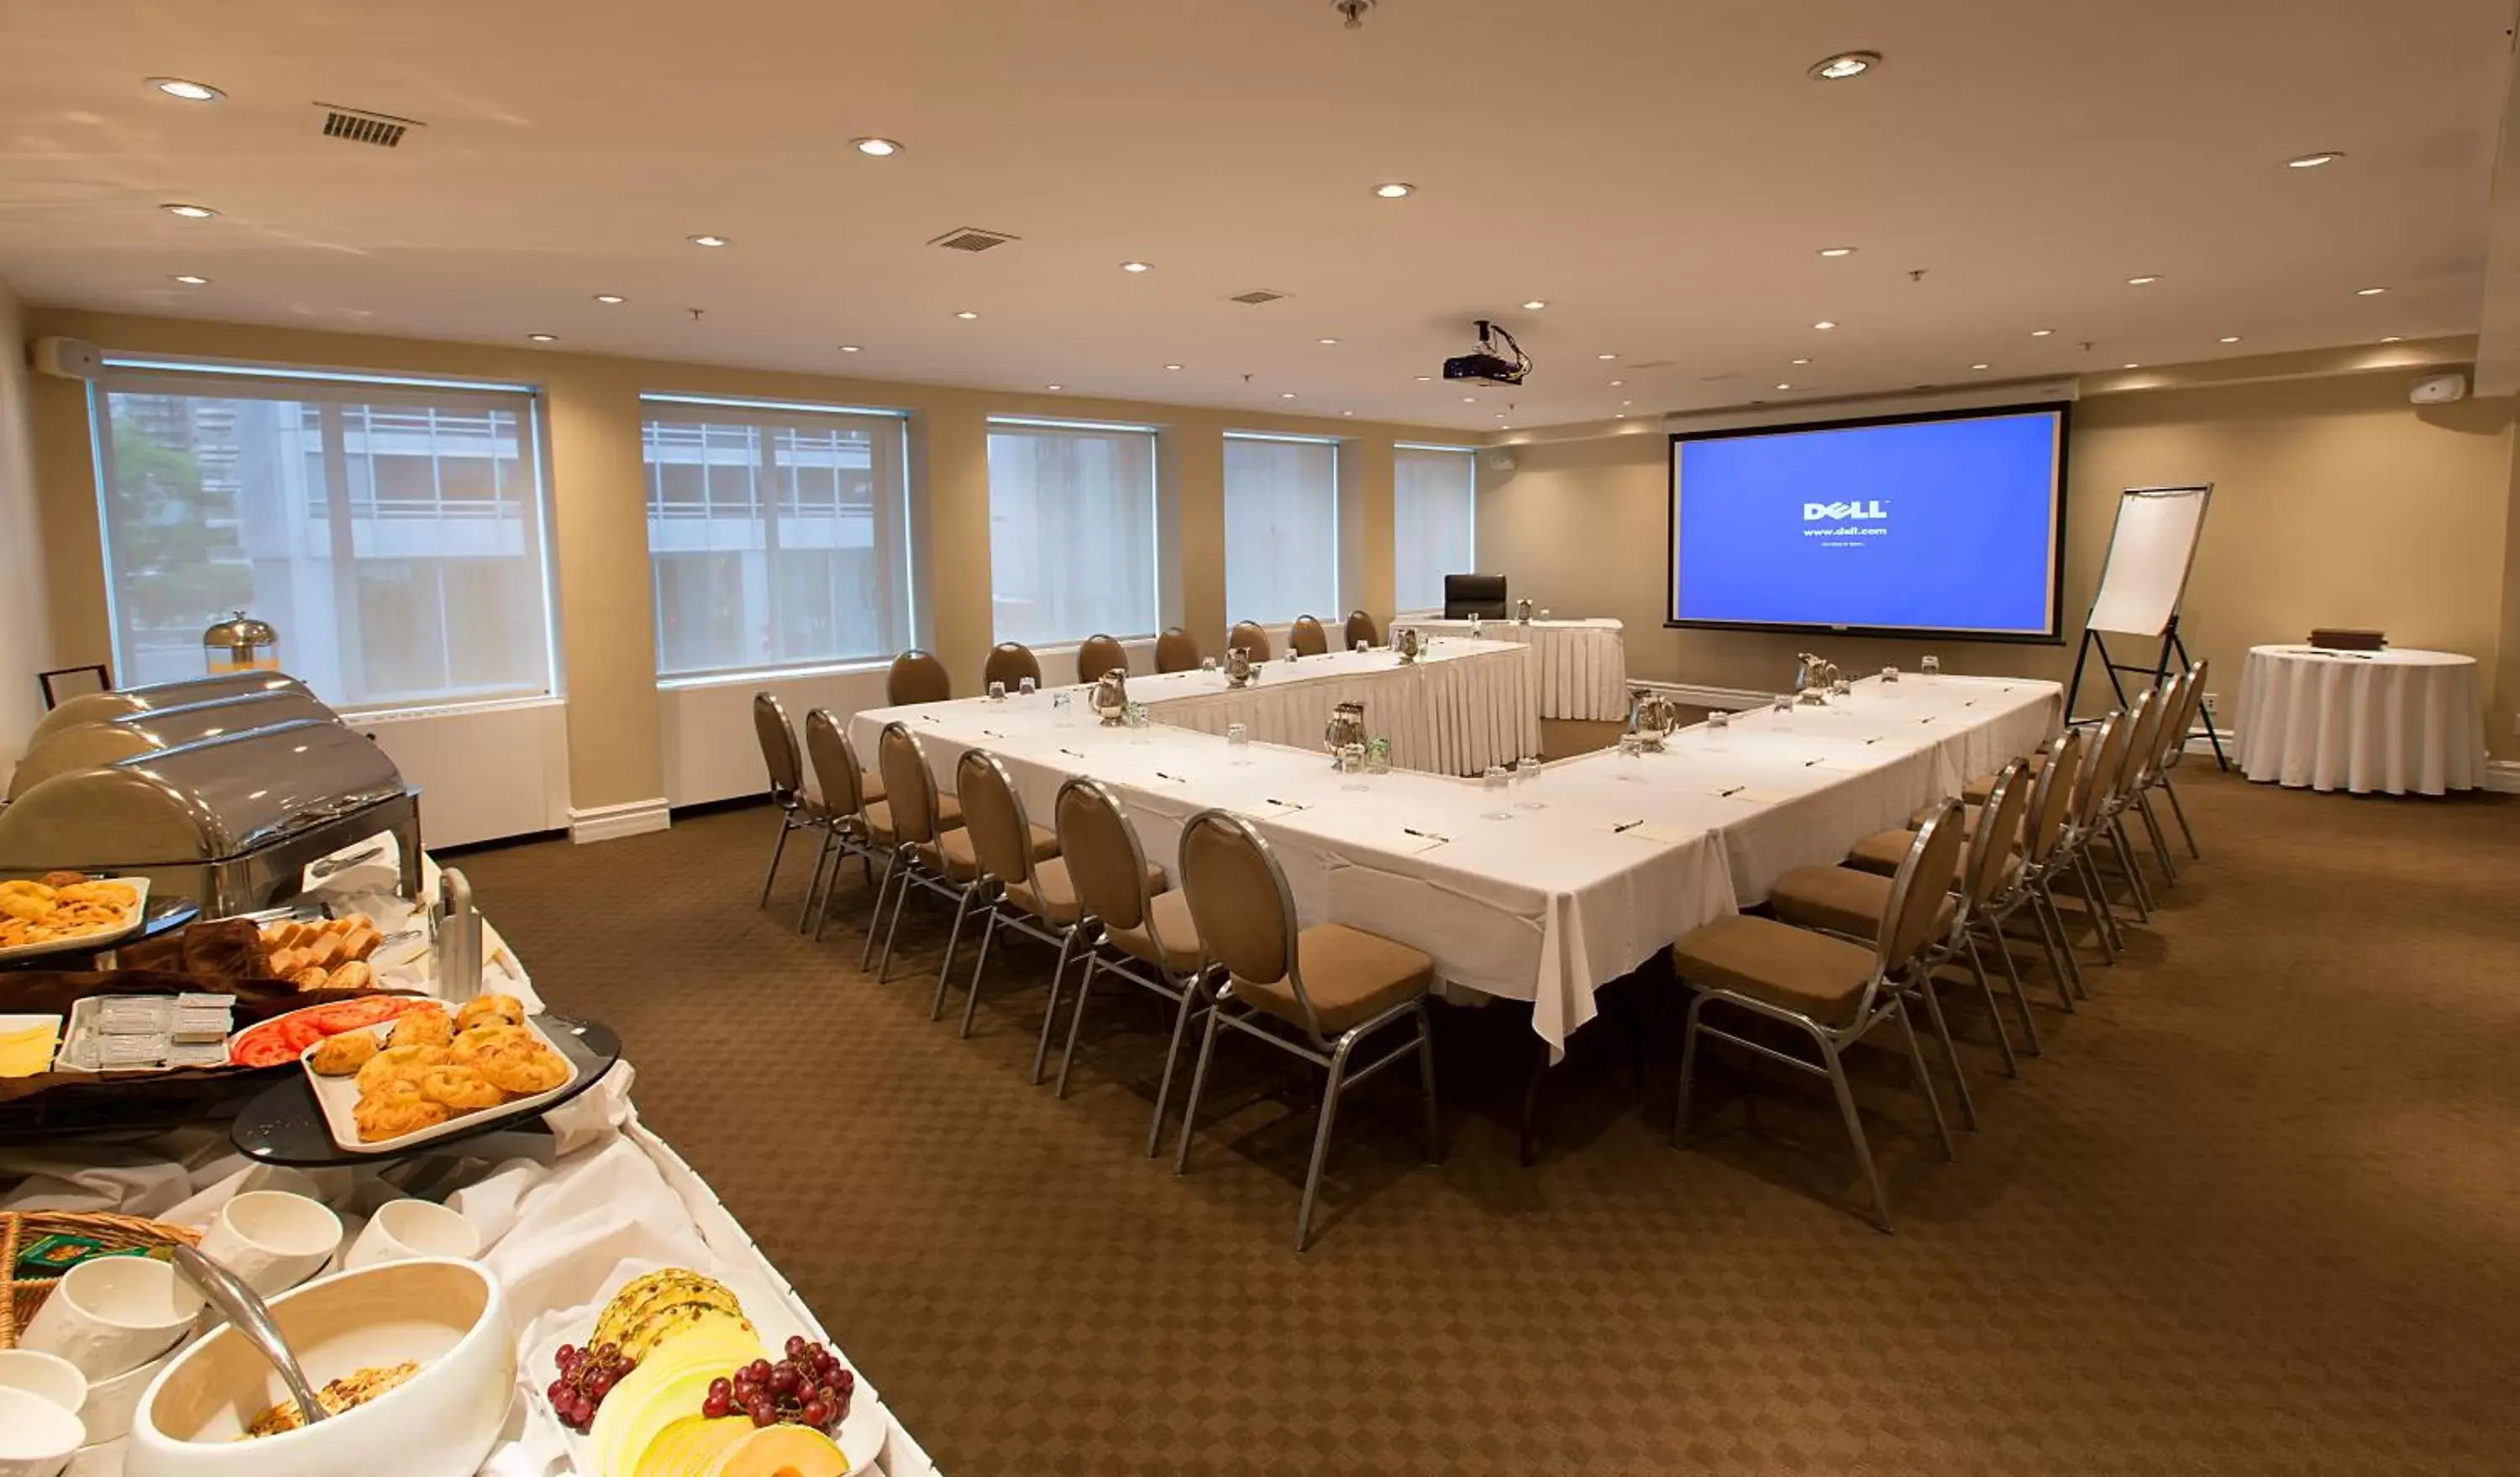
[[983, 415, 1164, 648], [1392, 441, 1480, 617]]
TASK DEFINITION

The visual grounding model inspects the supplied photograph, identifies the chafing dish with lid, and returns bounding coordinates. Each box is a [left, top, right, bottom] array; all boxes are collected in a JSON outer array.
[[0, 718, 422, 913], [8, 690, 344, 801], [29, 672, 311, 751]]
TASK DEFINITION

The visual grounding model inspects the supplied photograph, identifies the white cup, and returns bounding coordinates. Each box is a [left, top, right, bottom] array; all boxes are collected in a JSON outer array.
[[70, 1344, 171, 1445], [18, 1258, 202, 1379], [0, 1351, 86, 1418], [0, 1383, 87, 1475], [199, 1191, 342, 1298], [345, 1199, 481, 1269]]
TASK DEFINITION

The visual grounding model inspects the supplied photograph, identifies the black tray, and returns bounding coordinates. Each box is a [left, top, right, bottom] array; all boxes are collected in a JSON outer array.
[[229, 1014, 622, 1166]]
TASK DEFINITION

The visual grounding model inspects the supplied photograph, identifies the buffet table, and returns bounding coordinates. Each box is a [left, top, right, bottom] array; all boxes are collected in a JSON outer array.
[[850, 672, 2057, 1056], [1408, 618, 1630, 721], [2234, 644, 2485, 796]]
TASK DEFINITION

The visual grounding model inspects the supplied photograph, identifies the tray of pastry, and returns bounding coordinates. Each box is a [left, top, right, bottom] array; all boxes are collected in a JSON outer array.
[[0, 875, 151, 961], [298, 993, 581, 1153]]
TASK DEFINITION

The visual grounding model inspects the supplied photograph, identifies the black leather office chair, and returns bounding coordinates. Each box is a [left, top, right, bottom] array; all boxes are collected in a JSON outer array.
[[1443, 573, 1509, 620]]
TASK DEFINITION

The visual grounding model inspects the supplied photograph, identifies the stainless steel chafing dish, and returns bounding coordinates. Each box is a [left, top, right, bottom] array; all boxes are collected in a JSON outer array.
[[8, 690, 344, 801], [28, 671, 311, 751], [0, 718, 422, 912]]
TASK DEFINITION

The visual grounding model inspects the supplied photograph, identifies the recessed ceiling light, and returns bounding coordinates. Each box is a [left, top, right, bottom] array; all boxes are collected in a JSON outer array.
[[1415, 375, 1433, 381], [1970, 363, 1990, 371], [1494, 412, 1508, 418], [1462, 396, 1477, 403], [1120, 260, 1152, 273], [1598, 353, 1618, 360], [161, 202, 218, 219], [150, 78, 223, 102], [2356, 286, 2387, 296], [1790, 357, 1811, 365], [2380, 335, 2402, 343], [955, 310, 979, 319], [2029, 328, 2054, 338], [1614, 413, 1628, 420], [1318, 337, 1340, 345], [2219, 334, 2242, 344], [1046, 383, 1064, 391], [1817, 246, 1856, 258], [1522, 300, 1547, 311], [1621, 400, 1633, 407], [1341, 410, 1354, 417], [1814, 320, 1838, 330], [1608, 379, 1625, 386], [528, 334, 558, 343], [1373, 181, 1415, 199], [689, 234, 729, 247], [1809, 50, 1880, 81], [2126, 275, 2159, 286], [838, 344, 862, 352], [1776, 382, 1793, 391], [593, 293, 625, 304], [1281, 392, 1298, 399], [1164, 363, 1184, 371], [2286, 151, 2344, 169], [170, 274, 209, 286], [2123, 362, 2140, 370], [851, 137, 904, 157]]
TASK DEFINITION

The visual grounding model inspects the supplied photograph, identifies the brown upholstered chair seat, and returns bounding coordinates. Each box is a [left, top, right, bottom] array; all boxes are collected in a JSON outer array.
[[1768, 865, 1955, 944], [1961, 754, 2045, 806], [1672, 913, 1877, 1028], [1107, 887, 1200, 973], [864, 793, 962, 847], [861, 771, 886, 805], [917, 821, 1055, 880], [1908, 800, 1985, 834], [1006, 856, 1166, 927], [1232, 924, 1431, 1034]]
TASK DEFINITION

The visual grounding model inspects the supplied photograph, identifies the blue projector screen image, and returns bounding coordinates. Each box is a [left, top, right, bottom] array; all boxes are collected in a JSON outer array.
[[1669, 406, 2066, 638]]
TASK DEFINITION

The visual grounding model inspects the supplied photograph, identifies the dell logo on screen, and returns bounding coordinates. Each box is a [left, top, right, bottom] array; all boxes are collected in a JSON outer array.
[[1803, 500, 1888, 521]]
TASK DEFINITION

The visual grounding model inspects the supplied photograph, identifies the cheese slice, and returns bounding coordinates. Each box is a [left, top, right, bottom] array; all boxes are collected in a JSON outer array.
[[0, 1017, 61, 1077]]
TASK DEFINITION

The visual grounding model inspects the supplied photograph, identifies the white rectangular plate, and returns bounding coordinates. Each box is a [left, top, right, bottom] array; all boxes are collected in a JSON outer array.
[[0, 876, 151, 962], [302, 1013, 581, 1154]]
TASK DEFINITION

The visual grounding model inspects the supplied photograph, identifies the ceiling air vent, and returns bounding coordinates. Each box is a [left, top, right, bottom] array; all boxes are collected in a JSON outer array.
[[314, 103, 423, 148], [1626, 359, 1676, 371], [927, 227, 1020, 253], [1229, 289, 1289, 306]]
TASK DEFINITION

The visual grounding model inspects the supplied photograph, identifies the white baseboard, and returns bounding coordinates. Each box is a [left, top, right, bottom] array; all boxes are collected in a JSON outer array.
[[1631, 679, 1770, 711], [568, 797, 673, 844]]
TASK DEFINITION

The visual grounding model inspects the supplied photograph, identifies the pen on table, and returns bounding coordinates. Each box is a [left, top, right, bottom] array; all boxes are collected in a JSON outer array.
[[1713, 784, 1745, 798], [1609, 818, 1646, 833], [1263, 797, 1301, 810], [1402, 826, 1451, 843], [1802, 757, 1824, 767], [1153, 770, 1189, 783], [1059, 747, 1088, 760], [980, 729, 1005, 738]]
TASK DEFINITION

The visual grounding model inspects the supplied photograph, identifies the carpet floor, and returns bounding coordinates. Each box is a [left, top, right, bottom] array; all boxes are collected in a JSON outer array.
[[454, 765, 2520, 1474]]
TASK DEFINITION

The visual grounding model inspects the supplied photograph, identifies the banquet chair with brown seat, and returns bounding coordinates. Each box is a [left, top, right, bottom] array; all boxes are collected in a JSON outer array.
[[751, 692, 833, 928], [1671, 802, 1964, 1233], [866, 722, 969, 980], [1076, 634, 1129, 685], [984, 641, 1043, 694], [932, 749, 1069, 1038], [1051, 778, 1206, 1153], [1172, 809, 1441, 1251], [2144, 660, 2208, 861], [1343, 610, 1379, 651], [2087, 686, 2163, 923], [2121, 666, 2191, 886], [799, 708, 886, 940], [1288, 615, 1330, 657], [886, 649, 953, 707], [2053, 707, 2133, 964], [1226, 621, 1272, 661], [1154, 627, 1201, 674]]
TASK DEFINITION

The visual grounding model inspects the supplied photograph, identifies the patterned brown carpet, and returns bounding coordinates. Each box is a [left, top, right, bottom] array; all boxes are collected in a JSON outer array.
[[455, 765, 2520, 1474]]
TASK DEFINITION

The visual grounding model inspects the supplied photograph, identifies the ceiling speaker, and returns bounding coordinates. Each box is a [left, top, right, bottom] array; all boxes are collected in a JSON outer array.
[[1484, 449, 1517, 473]]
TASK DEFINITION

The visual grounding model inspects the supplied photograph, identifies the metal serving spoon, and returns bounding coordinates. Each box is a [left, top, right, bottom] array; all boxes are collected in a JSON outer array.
[[171, 1243, 327, 1428]]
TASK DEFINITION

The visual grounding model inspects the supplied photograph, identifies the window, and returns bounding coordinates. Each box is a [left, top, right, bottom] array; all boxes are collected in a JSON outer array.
[[985, 418, 1159, 646], [1394, 443, 1478, 612], [641, 397, 913, 678], [1223, 433, 1340, 625], [92, 364, 559, 711]]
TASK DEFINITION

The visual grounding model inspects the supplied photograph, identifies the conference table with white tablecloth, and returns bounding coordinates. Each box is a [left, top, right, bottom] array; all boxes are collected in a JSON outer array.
[[1408, 618, 1630, 721], [1114, 637, 1541, 776], [2234, 644, 2485, 796], [849, 671, 2059, 1059]]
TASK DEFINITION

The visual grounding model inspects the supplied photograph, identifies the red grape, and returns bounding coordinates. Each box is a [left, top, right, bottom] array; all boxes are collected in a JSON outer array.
[[785, 1335, 809, 1359], [701, 1392, 731, 1420]]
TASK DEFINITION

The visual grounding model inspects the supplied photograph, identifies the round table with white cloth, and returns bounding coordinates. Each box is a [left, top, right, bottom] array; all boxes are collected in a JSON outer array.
[[2234, 644, 2485, 796], [1406, 618, 1630, 720]]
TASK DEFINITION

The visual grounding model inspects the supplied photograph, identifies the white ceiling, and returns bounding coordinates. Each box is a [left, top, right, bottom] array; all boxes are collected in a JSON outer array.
[[1, 0, 2511, 430]]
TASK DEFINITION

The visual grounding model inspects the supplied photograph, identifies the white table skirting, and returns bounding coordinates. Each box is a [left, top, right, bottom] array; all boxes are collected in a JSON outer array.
[[2234, 644, 2484, 796], [1408, 618, 1630, 721], [851, 672, 2058, 1058], [1142, 639, 1541, 776]]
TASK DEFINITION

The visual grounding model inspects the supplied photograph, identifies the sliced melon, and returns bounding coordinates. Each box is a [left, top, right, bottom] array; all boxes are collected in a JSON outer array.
[[590, 1319, 766, 1477], [709, 1423, 850, 1477], [625, 1299, 757, 1363], [595, 1270, 745, 1353], [634, 1414, 752, 1477]]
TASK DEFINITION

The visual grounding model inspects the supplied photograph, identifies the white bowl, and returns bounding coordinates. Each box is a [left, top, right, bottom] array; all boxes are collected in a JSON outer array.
[[0, 1350, 87, 1417], [76, 1348, 174, 1445], [124, 1259, 512, 1477], [197, 1193, 341, 1299], [18, 1259, 204, 1380], [0, 1385, 86, 1476]]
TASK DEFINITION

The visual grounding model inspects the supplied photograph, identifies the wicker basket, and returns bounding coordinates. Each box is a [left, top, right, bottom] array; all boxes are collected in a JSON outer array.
[[1, 1209, 202, 1348]]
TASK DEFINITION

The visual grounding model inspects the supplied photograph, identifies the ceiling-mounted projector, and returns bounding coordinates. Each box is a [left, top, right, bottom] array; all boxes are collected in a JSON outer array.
[[1443, 318, 1530, 386]]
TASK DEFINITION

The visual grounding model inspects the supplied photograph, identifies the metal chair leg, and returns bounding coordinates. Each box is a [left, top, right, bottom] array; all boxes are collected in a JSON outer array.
[[1172, 1001, 1226, 1175], [1294, 1035, 1358, 1252], [858, 851, 899, 971], [957, 908, 1000, 1039], [2161, 776, 2202, 858], [1414, 1001, 1442, 1164], [2135, 792, 2178, 886], [1031, 927, 1081, 1085], [1053, 955, 1100, 1099], [1908, 968, 1978, 1131], [2034, 879, 2089, 1000], [1671, 992, 1709, 1147], [930, 882, 979, 1021], [1891, 996, 1956, 1162], [808, 838, 851, 942], [875, 859, 916, 986], [2110, 816, 2154, 919], [797, 828, 835, 933], [2073, 849, 2123, 959], [1819, 1034, 1893, 1233], [1983, 921, 2043, 1056], [1960, 933, 2019, 1076], [759, 815, 793, 907], [1145, 970, 1207, 1157]]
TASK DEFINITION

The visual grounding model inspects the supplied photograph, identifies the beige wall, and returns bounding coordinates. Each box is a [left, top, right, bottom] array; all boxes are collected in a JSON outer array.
[[1482, 372, 2520, 757], [18, 308, 1452, 812], [0, 278, 52, 782]]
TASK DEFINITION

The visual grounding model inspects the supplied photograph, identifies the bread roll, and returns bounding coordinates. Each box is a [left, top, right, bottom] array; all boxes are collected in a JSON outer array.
[[328, 959, 374, 991]]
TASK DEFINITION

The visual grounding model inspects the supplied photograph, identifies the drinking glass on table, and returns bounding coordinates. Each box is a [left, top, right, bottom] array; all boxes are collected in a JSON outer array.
[[1226, 722, 1251, 763], [1882, 665, 1901, 683], [1514, 755, 1547, 810], [987, 680, 1006, 701], [1482, 764, 1510, 789], [1772, 693, 1794, 721], [1922, 654, 1941, 679], [1355, 640, 1370, 654], [1018, 675, 1037, 696], [1706, 709, 1730, 737]]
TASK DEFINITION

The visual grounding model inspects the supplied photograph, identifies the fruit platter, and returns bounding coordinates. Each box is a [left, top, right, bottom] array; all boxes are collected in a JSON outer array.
[[532, 1266, 881, 1477]]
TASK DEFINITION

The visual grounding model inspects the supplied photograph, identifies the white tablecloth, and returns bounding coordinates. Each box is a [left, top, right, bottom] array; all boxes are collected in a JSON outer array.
[[850, 673, 2057, 1058], [1409, 618, 1630, 721], [2234, 644, 2484, 796]]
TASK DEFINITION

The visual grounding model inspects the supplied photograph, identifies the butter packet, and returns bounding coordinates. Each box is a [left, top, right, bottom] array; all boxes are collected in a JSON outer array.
[[14, 1234, 151, 1279]]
